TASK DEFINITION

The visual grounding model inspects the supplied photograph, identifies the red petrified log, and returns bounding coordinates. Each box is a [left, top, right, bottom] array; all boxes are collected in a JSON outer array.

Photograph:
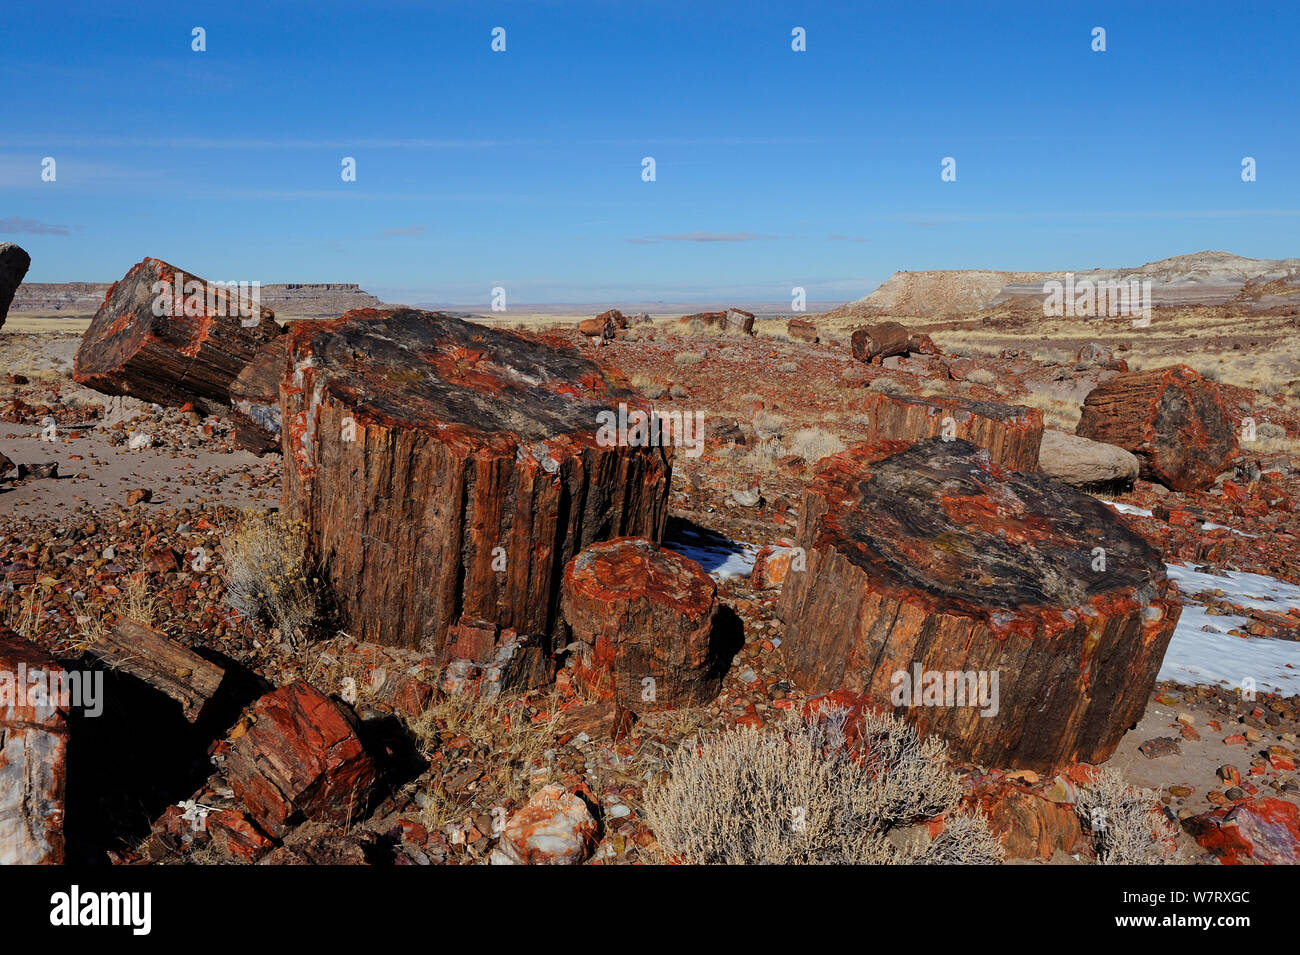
[[223, 681, 377, 838], [850, 321, 911, 363], [229, 334, 293, 454], [778, 438, 1181, 773], [1075, 364, 1238, 492], [0, 636, 68, 864], [787, 318, 819, 343], [561, 537, 724, 711], [857, 391, 1044, 471], [73, 257, 282, 410], [281, 308, 672, 653]]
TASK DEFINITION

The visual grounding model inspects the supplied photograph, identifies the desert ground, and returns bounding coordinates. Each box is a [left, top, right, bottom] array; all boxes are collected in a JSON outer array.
[[3, 266, 1299, 866]]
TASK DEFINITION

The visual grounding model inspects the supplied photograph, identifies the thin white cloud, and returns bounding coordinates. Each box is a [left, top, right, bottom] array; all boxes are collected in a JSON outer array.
[[0, 216, 69, 235]]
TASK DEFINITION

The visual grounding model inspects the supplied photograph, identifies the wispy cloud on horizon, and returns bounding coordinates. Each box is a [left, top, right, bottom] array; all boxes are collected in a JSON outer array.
[[0, 216, 70, 235], [630, 232, 778, 244]]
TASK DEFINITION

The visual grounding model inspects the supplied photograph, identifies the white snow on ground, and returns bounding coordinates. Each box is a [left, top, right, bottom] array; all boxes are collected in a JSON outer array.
[[1158, 563, 1300, 695], [665, 527, 760, 580]]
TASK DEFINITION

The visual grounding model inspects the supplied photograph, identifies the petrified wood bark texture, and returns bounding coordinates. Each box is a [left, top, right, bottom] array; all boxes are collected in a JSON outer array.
[[0, 636, 67, 864], [778, 438, 1181, 772], [858, 391, 1044, 471], [89, 620, 225, 722], [1075, 364, 1237, 492], [229, 334, 292, 454], [850, 321, 911, 363], [561, 537, 724, 711], [73, 257, 282, 409], [281, 308, 672, 653], [0, 242, 32, 331]]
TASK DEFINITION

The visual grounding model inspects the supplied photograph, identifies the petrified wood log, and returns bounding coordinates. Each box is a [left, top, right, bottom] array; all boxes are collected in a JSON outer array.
[[229, 334, 292, 454], [778, 438, 1181, 772], [73, 257, 282, 410], [561, 537, 724, 711], [0, 450, 13, 481], [1075, 364, 1237, 492], [88, 620, 225, 722], [0, 635, 67, 864], [851, 321, 911, 363], [857, 391, 1044, 471], [787, 318, 818, 343], [281, 308, 672, 653], [0, 242, 32, 331]]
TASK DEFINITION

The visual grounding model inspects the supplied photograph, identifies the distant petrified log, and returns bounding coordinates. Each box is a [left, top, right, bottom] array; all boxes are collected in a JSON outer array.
[[678, 308, 755, 335], [0, 243, 32, 330], [0, 636, 67, 864], [851, 321, 911, 363], [229, 334, 292, 454], [778, 438, 1181, 772], [1075, 364, 1237, 492], [857, 391, 1043, 471], [73, 257, 282, 410], [787, 318, 818, 343], [577, 309, 622, 340], [1037, 429, 1139, 493], [0, 450, 12, 480], [282, 308, 672, 653], [561, 538, 724, 710], [88, 620, 225, 722]]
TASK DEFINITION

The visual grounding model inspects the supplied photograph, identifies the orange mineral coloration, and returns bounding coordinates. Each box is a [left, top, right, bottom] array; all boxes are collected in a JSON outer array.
[[279, 309, 672, 654], [779, 437, 1181, 772]]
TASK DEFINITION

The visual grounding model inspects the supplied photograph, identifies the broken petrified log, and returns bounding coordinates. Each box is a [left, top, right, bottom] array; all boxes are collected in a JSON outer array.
[[1075, 364, 1238, 492], [724, 308, 755, 335], [856, 391, 1044, 470], [787, 318, 818, 343], [0, 450, 12, 481], [0, 635, 67, 864], [222, 681, 377, 838], [0, 242, 32, 331], [778, 438, 1181, 772], [73, 257, 282, 410], [560, 537, 725, 710], [228, 334, 292, 454], [850, 321, 911, 363], [281, 308, 672, 653], [87, 620, 225, 722]]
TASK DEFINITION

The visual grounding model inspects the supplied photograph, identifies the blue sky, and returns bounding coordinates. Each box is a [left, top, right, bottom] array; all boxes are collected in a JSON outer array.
[[2, 0, 1296, 304]]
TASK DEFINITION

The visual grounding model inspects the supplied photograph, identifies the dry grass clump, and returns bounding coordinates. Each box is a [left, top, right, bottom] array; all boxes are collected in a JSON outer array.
[[643, 706, 1003, 865], [777, 361, 799, 374], [868, 377, 907, 395], [788, 427, 846, 463], [221, 511, 322, 646], [1020, 390, 1083, 430], [752, 409, 787, 438], [963, 368, 999, 387], [628, 373, 665, 400], [1246, 420, 1300, 454], [1075, 767, 1178, 865], [673, 351, 705, 366]]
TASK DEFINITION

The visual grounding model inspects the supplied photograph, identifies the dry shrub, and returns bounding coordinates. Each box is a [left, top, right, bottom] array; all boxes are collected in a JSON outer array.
[[674, 351, 705, 366], [788, 427, 846, 463], [643, 706, 1002, 865], [222, 511, 322, 646], [964, 368, 998, 386], [868, 377, 907, 395], [1075, 767, 1178, 864], [777, 361, 799, 374]]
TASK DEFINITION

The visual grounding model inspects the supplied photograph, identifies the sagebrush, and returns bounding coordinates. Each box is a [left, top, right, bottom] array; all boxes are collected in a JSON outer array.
[[222, 511, 323, 646]]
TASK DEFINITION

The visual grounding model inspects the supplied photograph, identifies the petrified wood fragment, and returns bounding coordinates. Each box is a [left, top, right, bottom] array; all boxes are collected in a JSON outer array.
[[778, 438, 1181, 772], [787, 318, 818, 343], [858, 391, 1044, 471], [850, 321, 911, 363], [561, 537, 724, 710], [229, 334, 292, 454], [0, 242, 32, 331], [281, 308, 672, 652], [1075, 364, 1237, 492], [0, 636, 67, 864], [73, 257, 282, 409], [88, 620, 225, 722]]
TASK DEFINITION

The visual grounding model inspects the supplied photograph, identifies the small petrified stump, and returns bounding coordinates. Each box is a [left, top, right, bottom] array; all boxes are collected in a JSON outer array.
[[73, 257, 282, 410], [282, 308, 672, 653], [857, 391, 1044, 470], [229, 334, 292, 454], [778, 438, 1181, 772], [851, 321, 911, 363], [1076, 364, 1237, 492], [87, 620, 225, 722], [223, 681, 376, 838], [0, 636, 67, 864], [561, 537, 723, 710], [787, 318, 819, 343], [0, 242, 32, 331]]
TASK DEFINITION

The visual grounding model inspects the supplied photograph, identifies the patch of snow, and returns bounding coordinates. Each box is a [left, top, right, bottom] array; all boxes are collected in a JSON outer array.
[[1166, 563, 1300, 614], [1104, 501, 1153, 518], [666, 527, 760, 580]]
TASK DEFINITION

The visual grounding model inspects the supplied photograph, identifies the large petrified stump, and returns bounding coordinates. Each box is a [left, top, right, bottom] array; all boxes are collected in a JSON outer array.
[[778, 438, 1181, 772], [1075, 364, 1237, 492], [0, 636, 68, 864], [282, 308, 672, 654], [73, 257, 282, 409], [0, 242, 32, 331], [561, 537, 724, 710], [857, 391, 1044, 471]]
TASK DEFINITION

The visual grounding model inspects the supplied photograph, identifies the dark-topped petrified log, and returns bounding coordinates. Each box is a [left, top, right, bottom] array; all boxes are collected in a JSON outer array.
[[229, 334, 292, 454], [0, 242, 32, 331], [778, 438, 1181, 772], [281, 308, 672, 653], [87, 620, 225, 722], [561, 537, 724, 711], [857, 391, 1043, 470], [850, 321, 911, 363], [73, 257, 282, 410], [1075, 364, 1237, 492]]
